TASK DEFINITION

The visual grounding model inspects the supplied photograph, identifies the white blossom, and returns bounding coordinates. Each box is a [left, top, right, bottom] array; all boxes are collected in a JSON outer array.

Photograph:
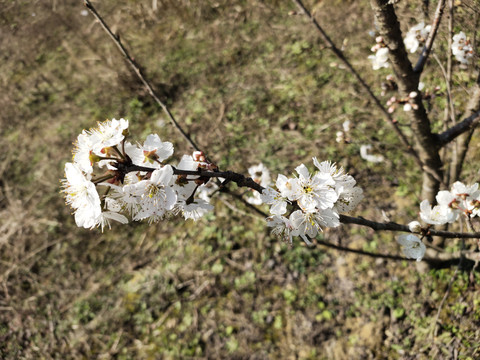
[[176, 199, 214, 221], [261, 187, 288, 215], [72, 131, 95, 174], [419, 199, 457, 225], [62, 162, 101, 213], [290, 164, 338, 211], [266, 215, 294, 244], [452, 32, 474, 64], [408, 221, 422, 233], [248, 163, 271, 187], [404, 22, 431, 53], [88, 118, 129, 154], [129, 134, 174, 169], [133, 166, 177, 222], [368, 47, 389, 70], [397, 234, 426, 261], [290, 208, 340, 245], [335, 186, 364, 213]]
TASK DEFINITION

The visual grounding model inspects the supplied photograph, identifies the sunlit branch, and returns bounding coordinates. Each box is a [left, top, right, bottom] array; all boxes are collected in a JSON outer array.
[[83, 0, 202, 154], [292, 0, 444, 191], [122, 161, 480, 240], [414, 0, 446, 73], [437, 109, 480, 146], [339, 214, 480, 239], [370, 0, 445, 201]]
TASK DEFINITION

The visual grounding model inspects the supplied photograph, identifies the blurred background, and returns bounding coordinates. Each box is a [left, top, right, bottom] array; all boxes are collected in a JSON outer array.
[[1, 0, 479, 358]]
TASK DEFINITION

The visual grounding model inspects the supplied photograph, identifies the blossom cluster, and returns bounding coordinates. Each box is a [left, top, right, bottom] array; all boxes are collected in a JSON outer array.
[[260, 159, 363, 245], [63, 119, 364, 248], [398, 181, 480, 262], [404, 22, 431, 53], [419, 181, 480, 225], [452, 32, 474, 64], [62, 119, 215, 230], [368, 36, 389, 70]]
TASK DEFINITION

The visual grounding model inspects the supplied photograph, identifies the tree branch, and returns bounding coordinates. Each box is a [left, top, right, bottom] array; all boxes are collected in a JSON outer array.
[[437, 108, 480, 147], [292, 0, 444, 195], [83, 0, 202, 154], [370, 0, 444, 202], [413, 0, 446, 73], [339, 214, 480, 239], [122, 161, 480, 240]]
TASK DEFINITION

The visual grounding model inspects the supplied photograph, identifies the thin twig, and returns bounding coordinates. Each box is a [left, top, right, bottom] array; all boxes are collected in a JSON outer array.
[[414, 0, 446, 73], [315, 238, 411, 261], [291, 2, 416, 160], [339, 214, 480, 239], [83, 0, 271, 214], [444, 0, 455, 187], [433, 53, 456, 124], [446, 0, 455, 125], [83, 0, 202, 154]]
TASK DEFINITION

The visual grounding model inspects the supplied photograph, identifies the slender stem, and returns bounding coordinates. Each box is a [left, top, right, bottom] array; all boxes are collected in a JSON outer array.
[[432, 54, 455, 125], [83, 0, 203, 154], [339, 214, 480, 239], [93, 174, 115, 184], [112, 145, 126, 160], [413, 0, 446, 73]]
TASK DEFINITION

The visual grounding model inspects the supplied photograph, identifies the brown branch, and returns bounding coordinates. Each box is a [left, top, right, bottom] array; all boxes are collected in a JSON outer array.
[[123, 164, 265, 193], [437, 108, 480, 147], [83, 0, 202, 154], [292, 0, 444, 194], [291, 1, 420, 162], [370, 0, 444, 202], [339, 214, 480, 239], [414, 0, 446, 73], [121, 161, 480, 240]]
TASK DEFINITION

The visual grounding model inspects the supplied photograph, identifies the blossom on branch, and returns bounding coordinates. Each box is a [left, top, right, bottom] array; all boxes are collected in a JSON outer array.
[[397, 234, 426, 261], [368, 46, 389, 70], [404, 22, 431, 53], [262, 159, 363, 245], [246, 162, 272, 205], [63, 120, 363, 246], [452, 32, 474, 65]]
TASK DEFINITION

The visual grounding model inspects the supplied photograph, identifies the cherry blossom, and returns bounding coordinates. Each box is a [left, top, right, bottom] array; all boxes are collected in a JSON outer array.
[[404, 22, 431, 53], [397, 234, 426, 261], [452, 32, 474, 64]]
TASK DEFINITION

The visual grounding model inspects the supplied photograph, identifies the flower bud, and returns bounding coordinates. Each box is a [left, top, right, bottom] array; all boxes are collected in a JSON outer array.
[[193, 151, 206, 162], [408, 221, 422, 233]]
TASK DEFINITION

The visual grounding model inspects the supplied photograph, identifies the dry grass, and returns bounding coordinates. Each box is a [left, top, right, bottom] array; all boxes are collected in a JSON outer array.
[[1, 0, 480, 359]]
